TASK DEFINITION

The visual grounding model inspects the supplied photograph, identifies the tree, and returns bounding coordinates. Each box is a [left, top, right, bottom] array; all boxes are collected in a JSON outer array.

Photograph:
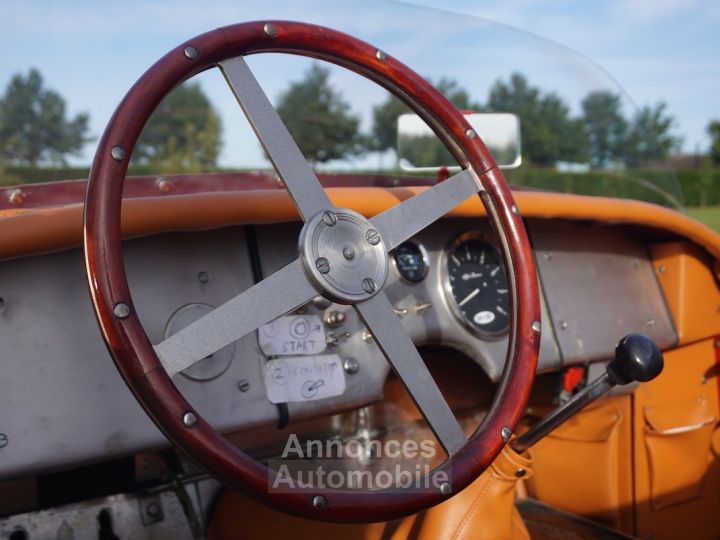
[[625, 102, 681, 165], [133, 82, 221, 172], [0, 68, 90, 166], [487, 73, 586, 165], [581, 91, 627, 168], [370, 77, 481, 154], [708, 120, 720, 164], [275, 64, 363, 164]]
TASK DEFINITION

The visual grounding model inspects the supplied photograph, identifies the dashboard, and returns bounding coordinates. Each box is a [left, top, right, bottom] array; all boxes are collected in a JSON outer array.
[[0, 216, 676, 479]]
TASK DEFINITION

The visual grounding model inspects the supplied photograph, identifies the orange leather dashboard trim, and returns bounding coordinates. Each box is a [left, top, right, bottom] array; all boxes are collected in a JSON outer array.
[[1, 188, 720, 262]]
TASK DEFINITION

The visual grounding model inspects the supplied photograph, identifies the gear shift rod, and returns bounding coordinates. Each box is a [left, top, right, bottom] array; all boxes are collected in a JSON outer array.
[[511, 333, 663, 453]]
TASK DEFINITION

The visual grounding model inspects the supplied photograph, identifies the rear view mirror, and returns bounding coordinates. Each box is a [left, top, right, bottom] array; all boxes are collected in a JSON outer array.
[[397, 112, 522, 171]]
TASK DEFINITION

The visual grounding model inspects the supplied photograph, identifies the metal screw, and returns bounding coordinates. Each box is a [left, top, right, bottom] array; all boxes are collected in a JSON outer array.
[[559, 320, 568, 330], [343, 247, 355, 260], [184, 46, 198, 60], [322, 210, 337, 226], [531, 320, 541, 333], [113, 302, 131, 319], [237, 379, 250, 392], [146, 502, 162, 518], [182, 412, 197, 428], [366, 229, 380, 245], [658, 265, 666, 273], [7, 189, 25, 206], [375, 50, 387, 61], [465, 128, 477, 139], [0, 433, 8, 449], [362, 277, 376, 294], [263, 23, 277, 38], [110, 146, 125, 161], [156, 178, 171, 193], [439, 482, 452, 495], [501, 426, 512, 441], [312, 495, 327, 510], [515, 468, 526, 478], [316, 257, 331, 274], [343, 357, 359, 375]]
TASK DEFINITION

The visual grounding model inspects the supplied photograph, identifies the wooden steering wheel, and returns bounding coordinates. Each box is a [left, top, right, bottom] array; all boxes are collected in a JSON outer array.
[[83, 21, 541, 523]]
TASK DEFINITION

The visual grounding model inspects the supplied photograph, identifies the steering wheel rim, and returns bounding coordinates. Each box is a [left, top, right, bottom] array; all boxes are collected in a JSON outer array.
[[83, 20, 541, 523]]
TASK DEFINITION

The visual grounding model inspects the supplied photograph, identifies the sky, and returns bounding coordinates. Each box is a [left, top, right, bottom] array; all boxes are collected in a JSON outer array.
[[1, 0, 717, 167]]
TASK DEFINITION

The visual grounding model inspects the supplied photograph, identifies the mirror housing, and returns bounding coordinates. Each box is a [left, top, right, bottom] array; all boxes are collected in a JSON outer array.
[[397, 112, 522, 172]]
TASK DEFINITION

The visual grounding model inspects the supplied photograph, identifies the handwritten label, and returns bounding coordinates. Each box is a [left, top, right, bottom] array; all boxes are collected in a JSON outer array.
[[263, 354, 346, 403], [258, 315, 326, 357]]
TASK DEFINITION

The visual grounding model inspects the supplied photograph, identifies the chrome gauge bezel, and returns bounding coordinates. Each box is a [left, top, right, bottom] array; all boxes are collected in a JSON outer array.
[[440, 231, 510, 340], [391, 239, 430, 284]]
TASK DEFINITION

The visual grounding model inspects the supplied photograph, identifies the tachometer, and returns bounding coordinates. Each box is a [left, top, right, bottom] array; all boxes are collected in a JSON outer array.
[[443, 233, 509, 338], [392, 241, 429, 283]]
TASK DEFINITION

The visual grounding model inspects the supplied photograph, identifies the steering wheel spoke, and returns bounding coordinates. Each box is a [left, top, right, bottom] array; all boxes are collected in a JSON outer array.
[[370, 168, 479, 251], [155, 258, 316, 376], [354, 292, 467, 456], [219, 56, 334, 221]]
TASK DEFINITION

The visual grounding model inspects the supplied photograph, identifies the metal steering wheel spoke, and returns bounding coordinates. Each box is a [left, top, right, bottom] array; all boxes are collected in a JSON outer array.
[[370, 168, 479, 251], [219, 56, 334, 221], [354, 291, 467, 456], [154, 258, 316, 376]]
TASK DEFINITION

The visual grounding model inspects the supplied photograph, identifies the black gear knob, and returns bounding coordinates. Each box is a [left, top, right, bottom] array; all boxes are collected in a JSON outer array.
[[607, 333, 664, 385]]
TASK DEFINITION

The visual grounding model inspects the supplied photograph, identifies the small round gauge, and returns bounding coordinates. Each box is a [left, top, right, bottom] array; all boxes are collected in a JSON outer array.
[[444, 234, 510, 337], [392, 241, 429, 283]]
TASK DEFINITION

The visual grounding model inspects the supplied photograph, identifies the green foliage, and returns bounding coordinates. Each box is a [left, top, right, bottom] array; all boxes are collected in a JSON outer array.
[[487, 73, 587, 165], [625, 102, 681, 166], [275, 64, 364, 163], [581, 91, 627, 167], [708, 120, 720, 164], [132, 82, 222, 172], [0, 68, 90, 167]]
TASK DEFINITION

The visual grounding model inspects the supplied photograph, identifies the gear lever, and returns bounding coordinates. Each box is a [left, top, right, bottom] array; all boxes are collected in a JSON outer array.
[[511, 333, 664, 453]]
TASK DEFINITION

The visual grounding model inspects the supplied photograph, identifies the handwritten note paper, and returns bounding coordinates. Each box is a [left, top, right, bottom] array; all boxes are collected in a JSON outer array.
[[258, 315, 326, 357], [263, 354, 346, 403]]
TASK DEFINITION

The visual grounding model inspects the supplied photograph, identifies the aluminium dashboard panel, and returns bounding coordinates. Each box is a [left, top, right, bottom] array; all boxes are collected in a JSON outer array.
[[530, 220, 677, 362]]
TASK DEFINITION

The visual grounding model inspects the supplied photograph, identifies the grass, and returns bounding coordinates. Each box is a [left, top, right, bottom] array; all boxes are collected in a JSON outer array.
[[686, 207, 720, 232]]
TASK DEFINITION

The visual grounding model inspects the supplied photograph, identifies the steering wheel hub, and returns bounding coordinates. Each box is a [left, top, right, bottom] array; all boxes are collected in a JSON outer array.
[[299, 208, 388, 304]]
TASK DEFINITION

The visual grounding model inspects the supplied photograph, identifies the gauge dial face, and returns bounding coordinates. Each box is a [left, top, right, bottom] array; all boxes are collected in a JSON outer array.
[[393, 241, 428, 283], [445, 236, 510, 337]]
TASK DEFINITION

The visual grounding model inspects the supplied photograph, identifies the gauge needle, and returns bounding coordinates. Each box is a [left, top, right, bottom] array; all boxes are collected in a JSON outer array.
[[458, 288, 480, 307]]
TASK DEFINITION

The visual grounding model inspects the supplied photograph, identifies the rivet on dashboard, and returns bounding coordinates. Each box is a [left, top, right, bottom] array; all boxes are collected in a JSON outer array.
[[237, 379, 251, 392], [465, 128, 477, 139], [501, 426, 512, 442], [113, 302, 131, 319], [559, 320, 568, 330], [342, 247, 355, 260], [312, 495, 327, 510], [110, 146, 125, 161], [343, 357, 359, 375], [7, 189, 25, 206], [182, 412, 197, 428], [515, 468, 527, 478], [315, 257, 331, 274], [183, 46, 198, 60], [198, 271, 210, 283], [531, 320, 541, 333], [264, 23, 277, 38], [375, 49, 387, 61], [439, 481, 452, 495], [657, 265, 666, 273]]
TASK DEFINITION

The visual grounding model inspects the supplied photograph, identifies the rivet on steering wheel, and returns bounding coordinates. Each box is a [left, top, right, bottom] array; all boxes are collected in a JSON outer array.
[[183, 46, 198, 60]]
